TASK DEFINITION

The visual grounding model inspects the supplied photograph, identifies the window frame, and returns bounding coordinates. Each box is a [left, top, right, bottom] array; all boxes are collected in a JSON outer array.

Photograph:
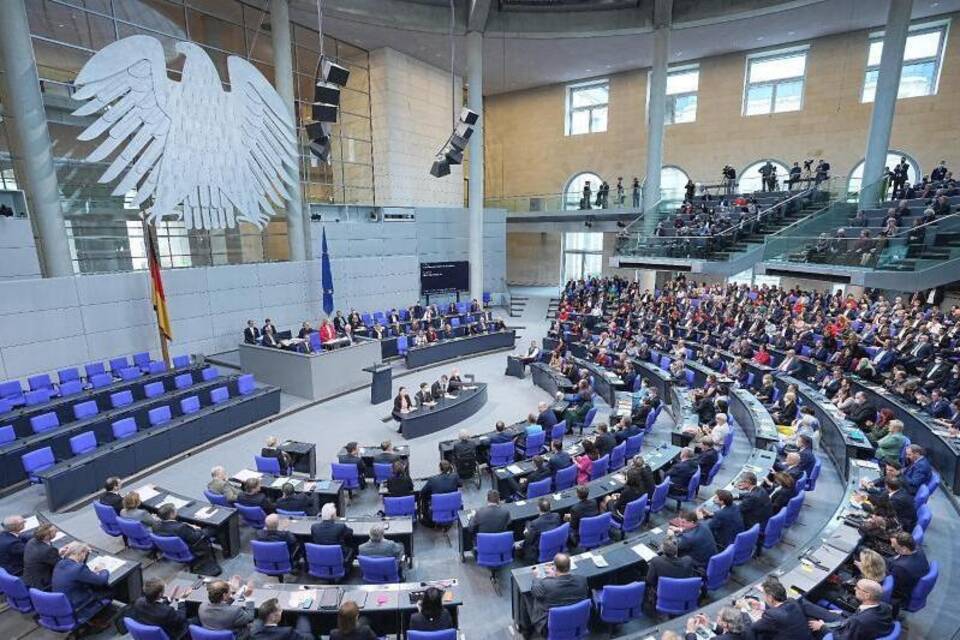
[[860, 20, 950, 103], [742, 45, 809, 116], [665, 63, 700, 125], [562, 232, 604, 281], [564, 79, 610, 136]]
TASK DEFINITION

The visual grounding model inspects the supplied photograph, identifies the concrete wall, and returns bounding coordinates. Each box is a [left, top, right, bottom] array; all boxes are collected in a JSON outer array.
[[370, 48, 465, 207], [507, 231, 562, 286], [0, 217, 41, 281], [485, 14, 960, 199]]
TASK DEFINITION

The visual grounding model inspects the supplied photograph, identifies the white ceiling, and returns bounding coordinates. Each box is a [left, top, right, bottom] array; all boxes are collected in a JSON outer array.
[[291, 0, 957, 94]]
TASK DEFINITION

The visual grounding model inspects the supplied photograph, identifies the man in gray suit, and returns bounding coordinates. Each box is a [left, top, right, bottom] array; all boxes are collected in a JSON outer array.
[[198, 578, 256, 639], [528, 553, 589, 637], [468, 490, 511, 536], [358, 523, 405, 578]]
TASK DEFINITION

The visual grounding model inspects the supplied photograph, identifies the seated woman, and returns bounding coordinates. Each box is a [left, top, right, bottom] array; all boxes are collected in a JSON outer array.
[[754, 374, 775, 404], [261, 436, 292, 475], [119, 491, 160, 529], [409, 587, 454, 632], [771, 391, 798, 425], [385, 460, 414, 497], [766, 472, 796, 515], [575, 440, 598, 485], [392, 386, 413, 422]]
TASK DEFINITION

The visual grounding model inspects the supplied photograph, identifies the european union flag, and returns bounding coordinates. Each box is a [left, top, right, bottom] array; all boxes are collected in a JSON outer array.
[[321, 226, 334, 315]]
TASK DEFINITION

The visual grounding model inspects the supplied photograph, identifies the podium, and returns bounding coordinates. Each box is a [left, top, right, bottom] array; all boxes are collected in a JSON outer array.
[[505, 355, 526, 379], [363, 364, 393, 404]]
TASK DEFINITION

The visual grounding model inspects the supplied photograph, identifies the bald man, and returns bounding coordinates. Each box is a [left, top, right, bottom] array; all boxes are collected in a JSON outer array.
[[0, 515, 30, 576], [256, 514, 301, 566], [805, 579, 895, 640]]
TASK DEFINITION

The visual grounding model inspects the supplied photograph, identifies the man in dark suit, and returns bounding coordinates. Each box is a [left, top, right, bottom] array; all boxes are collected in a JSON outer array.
[[338, 442, 368, 490], [431, 375, 451, 399], [237, 478, 275, 515], [51, 542, 111, 623], [415, 383, 435, 407], [871, 339, 897, 373], [796, 435, 817, 478], [251, 597, 312, 640], [902, 445, 933, 495], [536, 401, 558, 431], [737, 472, 772, 531], [699, 489, 744, 549], [548, 440, 573, 472], [419, 461, 461, 525], [22, 523, 60, 591], [99, 477, 123, 514], [902, 335, 933, 373], [468, 490, 511, 539], [613, 415, 643, 444], [257, 514, 300, 566], [522, 498, 563, 562], [244, 320, 261, 345], [674, 510, 717, 569], [844, 393, 877, 430], [645, 536, 695, 596], [777, 349, 803, 376], [198, 579, 255, 638], [886, 531, 930, 616], [697, 438, 720, 482], [153, 504, 221, 576], [489, 421, 515, 445], [749, 575, 815, 640], [667, 447, 700, 494], [0, 515, 30, 576], [884, 477, 917, 533], [310, 503, 354, 564], [806, 579, 895, 640], [373, 441, 401, 465], [565, 485, 599, 536], [260, 437, 292, 475], [774, 452, 806, 486], [528, 553, 589, 637], [593, 423, 617, 457], [124, 578, 189, 640], [275, 483, 315, 516]]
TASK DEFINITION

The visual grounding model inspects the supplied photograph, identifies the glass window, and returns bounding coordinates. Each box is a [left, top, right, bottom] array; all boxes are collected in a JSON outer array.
[[660, 166, 690, 201], [666, 66, 699, 124], [565, 80, 609, 136], [564, 172, 603, 210], [743, 47, 808, 116], [563, 232, 604, 281], [862, 22, 949, 102], [740, 160, 790, 193], [848, 152, 919, 193]]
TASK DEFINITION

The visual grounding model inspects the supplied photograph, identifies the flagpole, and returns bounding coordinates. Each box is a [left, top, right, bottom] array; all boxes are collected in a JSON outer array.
[[143, 218, 171, 367]]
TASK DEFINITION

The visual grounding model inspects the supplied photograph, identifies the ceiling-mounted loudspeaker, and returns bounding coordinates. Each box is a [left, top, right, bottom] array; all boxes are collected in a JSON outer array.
[[430, 159, 451, 178], [314, 82, 341, 106], [312, 102, 338, 123], [444, 146, 463, 165], [459, 108, 479, 125], [449, 134, 469, 151], [322, 59, 351, 86], [305, 121, 330, 141]]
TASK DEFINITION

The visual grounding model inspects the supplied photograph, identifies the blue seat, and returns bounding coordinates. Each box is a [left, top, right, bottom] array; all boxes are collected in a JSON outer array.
[[450, 317, 460, 328], [913, 485, 930, 510], [702, 454, 724, 487], [110, 390, 134, 408], [2, 383, 28, 406], [550, 421, 567, 442], [384, 495, 417, 519], [684, 369, 695, 386], [373, 462, 393, 485], [143, 381, 165, 398], [0, 567, 33, 613], [546, 598, 591, 639], [84, 362, 106, 379], [904, 560, 938, 612], [539, 523, 570, 563], [125, 617, 171, 640], [656, 576, 702, 616], [783, 492, 805, 528], [625, 433, 644, 458], [616, 494, 648, 533], [476, 531, 515, 570], [236, 504, 267, 529], [925, 470, 940, 497], [147, 361, 166, 374], [732, 524, 760, 566], [359, 555, 400, 583], [69, 431, 97, 455], [806, 458, 822, 490], [210, 386, 229, 404], [132, 352, 153, 371], [579, 407, 598, 434], [112, 417, 138, 440], [21, 447, 55, 483], [255, 455, 282, 475], [704, 544, 735, 591], [188, 625, 234, 640], [578, 513, 612, 550], [59, 380, 83, 396], [881, 575, 894, 603], [408, 631, 456, 640], [30, 411, 59, 434], [911, 524, 924, 546], [589, 454, 610, 481], [172, 355, 191, 369], [148, 406, 172, 427], [89, 373, 112, 389], [109, 357, 130, 374], [93, 501, 123, 537], [276, 508, 306, 516], [609, 442, 627, 471], [305, 543, 347, 581], [24, 389, 52, 406], [554, 465, 577, 491], [201, 366, 219, 382], [518, 431, 546, 458], [57, 368, 80, 385], [489, 441, 515, 467], [118, 366, 141, 381], [762, 510, 787, 549], [0, 425, 14, 445], [721, 429, 734, 457], [917, 502, 932, 532], [649, 478, 670, 515], [431, 491, 463, 527], [593, 582, 645, 625], [251, 540, 293, 581], [527, 477, 552, 499], [203, 490, 231, 507], [117, 517, 155, 552], [28, 374, 54, 393], [31, 587, 109, 633], [237, 374, 256, 395], [174, 373, 193, 390], [180, 395, 200, 414], [332, 462, 361, 490], [397, 335, 409, 355]]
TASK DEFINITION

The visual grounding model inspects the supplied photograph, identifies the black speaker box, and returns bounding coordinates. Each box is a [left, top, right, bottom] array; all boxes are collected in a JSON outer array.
[[430, 159, 451, 178], [312, 102, 339, 123], [322, 59, 351, 86], [314, 82, 341, 106], [459, 108, 479, 125]]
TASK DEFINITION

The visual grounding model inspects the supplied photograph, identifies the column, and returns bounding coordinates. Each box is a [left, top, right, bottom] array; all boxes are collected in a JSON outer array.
[[860, 0, 913, 209], [0, 0, 73, 277], [467, 31, 484, 302], [642, 25, 670, 224], [270, 0, 307, 261]]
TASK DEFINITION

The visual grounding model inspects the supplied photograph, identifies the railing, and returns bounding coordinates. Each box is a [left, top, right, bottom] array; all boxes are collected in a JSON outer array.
[[484, 191, 642, 214]]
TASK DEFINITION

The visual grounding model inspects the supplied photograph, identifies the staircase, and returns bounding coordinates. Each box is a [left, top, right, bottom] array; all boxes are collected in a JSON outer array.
[[546, 297, 560, 320], [509, 295, 528, 318]]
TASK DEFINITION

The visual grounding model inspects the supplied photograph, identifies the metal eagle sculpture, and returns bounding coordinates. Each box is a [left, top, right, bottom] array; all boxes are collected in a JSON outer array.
[[72, 35, 298, 230]]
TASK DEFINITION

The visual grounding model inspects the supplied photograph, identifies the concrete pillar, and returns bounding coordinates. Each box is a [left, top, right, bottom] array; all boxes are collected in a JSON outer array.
[[642, 25, 670, 225], [467, 31, 484, 302], [860, 0, 913, 209], [0, 0, 73, 277], [270, 0, 308, 261]]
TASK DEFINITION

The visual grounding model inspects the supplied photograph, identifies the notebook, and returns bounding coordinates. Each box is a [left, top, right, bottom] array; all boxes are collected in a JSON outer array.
[[88, 555, 126, 574], [160, 495, 191, 510], [631, 543, 657, 561], [135, 485, 161, 501], [343, 590, 368, 608], [233, 469, 263, 483]]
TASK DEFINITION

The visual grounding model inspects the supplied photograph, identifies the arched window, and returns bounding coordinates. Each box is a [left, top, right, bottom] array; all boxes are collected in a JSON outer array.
[[564, 172, 603, 210], [848, 151, 919, 193], [660, 166, 690, 201], [740, 159, 790, 194]]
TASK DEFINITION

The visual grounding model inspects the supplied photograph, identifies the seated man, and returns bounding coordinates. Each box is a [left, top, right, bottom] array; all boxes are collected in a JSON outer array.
[[565, 485, 599, 539], [125, 578, 189, 640], [489, 421, 514, 445], [806, 579, 894, 640], [886, 531, 930, 616], [749, 575, 817, 640], [468, 490, 511, 536], [645, 537, 695, 597], [521, 498, 563, 562], [528, 553, 589, 637], [256, 514, 301, 566], [338, 442, 368, 489], [672, 510, 717, 570], [198, 578, 256, 639], [420, 461, 461, 525], [536, 401, 558, 431], [23, 523, 60, 591], [772, 452, 805, 486], [237, 478, 275, 515], [698, 489, 744, 549], [99, 477, 123, 514], [431, 375, 452, 399], [696, 437, 720, 481], [736, 471, 772, 532], [51, 542, 111, 624], [548, 440, 574, 473], [667, 447, 699, 494], [902, 445, 933, 495], [310, 503, 354, 564], [260, 437, 292, 475], [373, 441, 401, 464], [593, 423, 617, 457], [275, 483, 315, 516], [358, 524, 405, 577], [251, 597, 313, 640], [0, 515, 30, 576], [207, 466, 239, 503], [613, 415, 643, 444], [153, 504, 222, 576], [451, 430, 478, 480]]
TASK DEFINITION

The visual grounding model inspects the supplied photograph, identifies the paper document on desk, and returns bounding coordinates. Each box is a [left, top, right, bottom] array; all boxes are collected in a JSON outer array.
[[52, 531, 67, 543], [135, 485, 161, 501], [160, 495, 190, 510], [631, 543, 658, 561], [506, 464, 524, 474], [194, 507, 219, 520], [270, 477, 292, 489], [88, 555, 125, 575], [233, 469, 262, 483], [288, 589, 317, 609], [22, 516, 39, 531], [853, 459, 880, 471]]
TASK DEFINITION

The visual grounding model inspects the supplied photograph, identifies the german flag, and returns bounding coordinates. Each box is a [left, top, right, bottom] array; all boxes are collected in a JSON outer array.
[[146, 227, 172, 341]]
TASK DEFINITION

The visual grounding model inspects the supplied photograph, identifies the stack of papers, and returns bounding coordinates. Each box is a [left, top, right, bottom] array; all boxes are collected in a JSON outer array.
[[631, 543, 657, 561], [160, 495, 191, 510], [22, 516, 39, 531], [135, 485, 161, 501], [506, 464, 524, 474], [194, 507, 219, 520], [233, 469, 263, 483], [88, 555, 126, 574]]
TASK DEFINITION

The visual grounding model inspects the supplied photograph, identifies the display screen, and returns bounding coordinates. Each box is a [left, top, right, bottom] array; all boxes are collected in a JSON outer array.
[[420, 261, 469, 294]]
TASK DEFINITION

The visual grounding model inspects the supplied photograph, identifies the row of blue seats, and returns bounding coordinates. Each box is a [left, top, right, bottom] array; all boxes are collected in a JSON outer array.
[[0, 366, 222, 443], [20, 374, 257, 483], [0, 353, 193, 412]]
